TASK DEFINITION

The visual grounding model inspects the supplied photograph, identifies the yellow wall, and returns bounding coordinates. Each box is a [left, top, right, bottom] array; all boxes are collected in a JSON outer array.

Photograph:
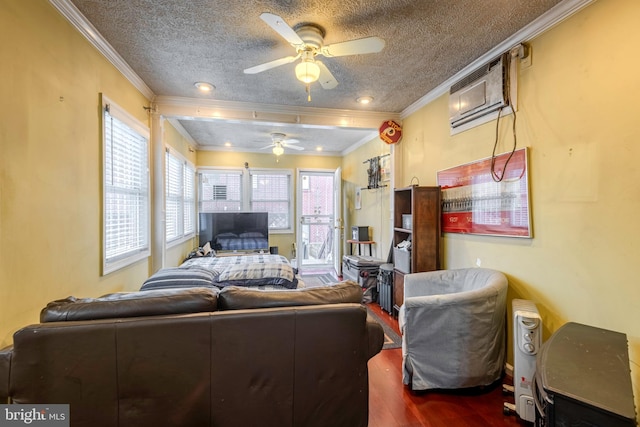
[[197, 150, 341, 259], [0, 1, 151, 347], [341, 139, 392, 260], [397, 0, 640, 409], [163, 121, 198, 266]]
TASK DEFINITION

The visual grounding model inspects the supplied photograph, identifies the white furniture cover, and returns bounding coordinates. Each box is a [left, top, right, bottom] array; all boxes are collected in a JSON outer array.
[[399, 268, 508, 390]]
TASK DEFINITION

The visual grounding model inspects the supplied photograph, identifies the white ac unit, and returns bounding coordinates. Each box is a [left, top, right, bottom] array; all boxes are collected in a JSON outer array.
[[449, 53, 510, 132]]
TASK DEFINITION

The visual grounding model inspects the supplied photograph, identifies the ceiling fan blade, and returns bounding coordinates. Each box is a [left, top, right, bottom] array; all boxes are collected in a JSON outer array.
[[244, 54, 300, 74], [320, 36, 385, 57], [285, 144, 305, 151], [285, 139, 300, 144], [260, 144, 275, 150], [316, 61, 338, 89], [260, 13, 305, 47]]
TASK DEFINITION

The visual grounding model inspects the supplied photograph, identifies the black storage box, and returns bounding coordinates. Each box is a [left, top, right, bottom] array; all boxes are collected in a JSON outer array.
[[534, 322, 636, 426]]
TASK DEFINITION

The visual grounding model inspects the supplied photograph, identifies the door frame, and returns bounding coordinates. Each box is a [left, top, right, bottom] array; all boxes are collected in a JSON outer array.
[[295, 168, 342, 275]]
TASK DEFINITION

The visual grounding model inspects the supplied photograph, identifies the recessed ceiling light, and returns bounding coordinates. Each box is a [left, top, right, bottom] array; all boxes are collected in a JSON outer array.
[[195, 82, 215, 93], [357, 96, 373, 105], [316, 146, 323, 152], [224, 141, 232, 147]]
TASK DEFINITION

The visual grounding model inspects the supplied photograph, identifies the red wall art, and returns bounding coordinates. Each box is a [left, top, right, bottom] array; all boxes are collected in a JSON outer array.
[[436, 147, 532, 238]]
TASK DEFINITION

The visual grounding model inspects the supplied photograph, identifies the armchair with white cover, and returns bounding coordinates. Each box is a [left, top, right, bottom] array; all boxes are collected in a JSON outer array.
[[398, 268, 508, 391]]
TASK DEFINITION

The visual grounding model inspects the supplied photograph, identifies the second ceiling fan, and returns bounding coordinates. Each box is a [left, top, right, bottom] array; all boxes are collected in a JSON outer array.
[[261, 133, 303, 156], [244, 13, 385, 100]]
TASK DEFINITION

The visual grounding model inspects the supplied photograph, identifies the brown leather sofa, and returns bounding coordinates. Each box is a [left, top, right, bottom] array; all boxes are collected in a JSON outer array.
[[0, 281, 384, 427]]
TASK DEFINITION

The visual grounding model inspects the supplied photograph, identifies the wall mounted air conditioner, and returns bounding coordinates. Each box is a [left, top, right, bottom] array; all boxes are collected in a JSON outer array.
[[449, 52, 512, 134]]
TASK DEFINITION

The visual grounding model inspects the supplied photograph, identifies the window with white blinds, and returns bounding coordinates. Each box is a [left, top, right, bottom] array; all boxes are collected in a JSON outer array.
[[250, 171, 292, 231], [165, 147, 195, 245], [102, 96, 150, 274], [199, 170, 243, 212], [198, 168, 293, 233]]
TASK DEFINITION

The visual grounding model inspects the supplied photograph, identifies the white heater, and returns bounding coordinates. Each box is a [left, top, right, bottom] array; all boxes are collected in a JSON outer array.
[[504, 299, 542, 422]]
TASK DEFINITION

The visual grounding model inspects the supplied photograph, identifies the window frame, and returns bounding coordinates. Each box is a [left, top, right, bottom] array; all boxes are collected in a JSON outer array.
[[101, 95, 151, 275], [165, 146, 196, 247], [198, 167, 294, 234]]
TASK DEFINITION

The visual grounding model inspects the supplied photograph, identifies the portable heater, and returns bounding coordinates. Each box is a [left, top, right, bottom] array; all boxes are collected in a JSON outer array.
[[503, 299, 542, 422]]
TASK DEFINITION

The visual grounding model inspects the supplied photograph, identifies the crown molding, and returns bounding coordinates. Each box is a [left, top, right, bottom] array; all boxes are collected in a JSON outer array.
[[166, 118, 198, 146], [153, 96, 399, 130], [48, 0, 155, 100], [340, 131, 380, 156], [401, 0, 595, 118], [196, 144, 343, 157]]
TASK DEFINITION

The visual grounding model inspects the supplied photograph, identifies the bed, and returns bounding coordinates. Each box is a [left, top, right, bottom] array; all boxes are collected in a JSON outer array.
[[141, 254, 303, 291]]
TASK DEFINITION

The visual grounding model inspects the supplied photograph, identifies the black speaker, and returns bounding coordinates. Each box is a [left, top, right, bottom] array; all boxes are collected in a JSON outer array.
[[351, 226, 369, 241]]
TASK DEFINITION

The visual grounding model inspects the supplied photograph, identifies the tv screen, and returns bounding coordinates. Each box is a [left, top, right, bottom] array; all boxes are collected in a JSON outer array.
[[199, 212, 269, 252]]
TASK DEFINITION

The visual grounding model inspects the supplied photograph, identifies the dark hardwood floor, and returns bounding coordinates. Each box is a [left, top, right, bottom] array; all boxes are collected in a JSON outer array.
[[366, 303, 530, 427]]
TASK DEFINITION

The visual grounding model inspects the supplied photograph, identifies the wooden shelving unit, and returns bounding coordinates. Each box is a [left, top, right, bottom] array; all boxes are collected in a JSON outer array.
[[392, 186, 442, 315]]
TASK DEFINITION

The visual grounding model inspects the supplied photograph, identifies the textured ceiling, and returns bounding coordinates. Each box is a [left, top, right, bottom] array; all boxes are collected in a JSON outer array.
[[69, 0, 564, 154]]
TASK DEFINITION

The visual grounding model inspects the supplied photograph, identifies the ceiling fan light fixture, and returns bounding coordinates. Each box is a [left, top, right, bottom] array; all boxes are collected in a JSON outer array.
[[194, 82, 215, 93], [272, 143, 285, 156], [295, 60, 320, 84]]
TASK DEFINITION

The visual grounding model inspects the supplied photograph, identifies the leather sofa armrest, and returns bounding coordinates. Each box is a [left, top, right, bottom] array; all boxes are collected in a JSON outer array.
[[365, 315, 384, 360], [0, 345, 13, 403]]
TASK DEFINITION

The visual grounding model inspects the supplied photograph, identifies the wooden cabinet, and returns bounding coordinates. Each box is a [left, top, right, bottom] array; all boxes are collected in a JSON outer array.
[[392, 186, 441, 315]]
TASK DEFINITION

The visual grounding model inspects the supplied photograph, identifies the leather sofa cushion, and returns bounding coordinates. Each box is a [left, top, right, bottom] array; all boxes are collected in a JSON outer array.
[[140, 266, 216, 291], [217, 280, 363, 310], [40, 287, 219, 322]]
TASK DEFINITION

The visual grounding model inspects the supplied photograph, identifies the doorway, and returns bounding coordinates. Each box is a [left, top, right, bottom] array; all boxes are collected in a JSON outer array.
[[296, 168, 342, 275]]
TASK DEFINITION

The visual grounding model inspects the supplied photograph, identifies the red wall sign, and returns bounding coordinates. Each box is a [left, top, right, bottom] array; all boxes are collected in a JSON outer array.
[[379, 120, 402, 144]]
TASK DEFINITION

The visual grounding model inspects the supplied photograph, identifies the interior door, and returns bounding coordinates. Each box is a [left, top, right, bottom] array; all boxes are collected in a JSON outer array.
[[333, 167, 343, 276]]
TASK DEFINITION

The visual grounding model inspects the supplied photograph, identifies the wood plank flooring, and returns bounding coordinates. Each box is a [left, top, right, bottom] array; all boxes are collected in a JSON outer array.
[[366, 303, 530, 427]]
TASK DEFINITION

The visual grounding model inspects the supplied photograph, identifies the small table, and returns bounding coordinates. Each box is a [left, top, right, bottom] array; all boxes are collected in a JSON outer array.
[[347, 240, 375, 256]]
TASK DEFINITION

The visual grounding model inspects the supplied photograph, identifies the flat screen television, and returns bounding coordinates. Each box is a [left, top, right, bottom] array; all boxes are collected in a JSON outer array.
[[199, 212, 269, 252]]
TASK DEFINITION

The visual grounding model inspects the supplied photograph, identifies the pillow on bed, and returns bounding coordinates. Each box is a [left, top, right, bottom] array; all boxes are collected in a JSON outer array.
[[217, 280, 362, 310], [215, 232, 238, 238], [216, 262, 298, 289], [40, 287, 219, 322], [140, 266, 217, 291], [239, 232, 264, 238]]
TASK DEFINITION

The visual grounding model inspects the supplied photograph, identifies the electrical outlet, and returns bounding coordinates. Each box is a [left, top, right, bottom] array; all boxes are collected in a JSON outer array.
[[476, 258, 482, 267], [519, 43, 532, 69]]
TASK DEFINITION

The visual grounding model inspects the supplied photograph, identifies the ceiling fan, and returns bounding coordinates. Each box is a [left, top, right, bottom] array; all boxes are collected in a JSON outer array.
[[261, 133, 304, 156], [244, 13, 385, 100]]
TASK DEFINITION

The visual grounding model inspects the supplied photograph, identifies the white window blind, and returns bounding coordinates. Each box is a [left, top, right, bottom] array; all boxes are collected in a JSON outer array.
[[102, 96, 150, 274], [165, 147, 195, 244], [199, 170, 242, 212], [184, 163, 196, 235], [250, 171, 292, 230]]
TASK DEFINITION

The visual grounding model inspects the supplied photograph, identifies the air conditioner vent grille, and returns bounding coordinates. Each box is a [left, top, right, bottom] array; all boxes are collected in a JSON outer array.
[[450, 56, 502, 94]]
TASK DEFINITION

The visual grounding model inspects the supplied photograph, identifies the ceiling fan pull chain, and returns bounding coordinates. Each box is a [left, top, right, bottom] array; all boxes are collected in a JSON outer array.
[[306, 83, 312, 102]]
